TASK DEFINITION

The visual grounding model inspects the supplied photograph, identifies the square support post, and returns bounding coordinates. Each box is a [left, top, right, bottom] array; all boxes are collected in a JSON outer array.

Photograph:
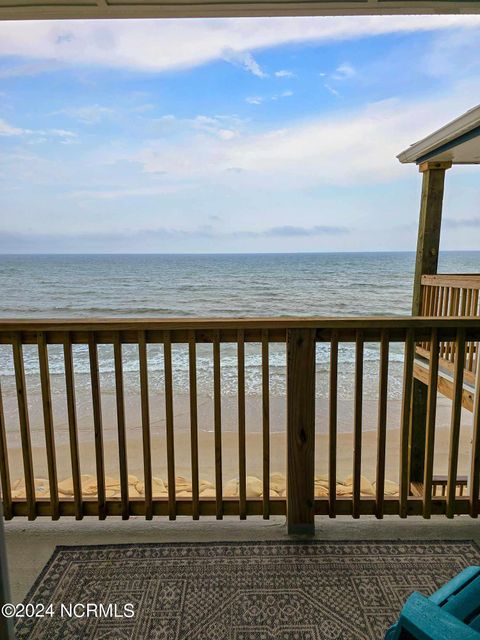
[[409, 160, 451, 483], [286, 328, 316, 535]]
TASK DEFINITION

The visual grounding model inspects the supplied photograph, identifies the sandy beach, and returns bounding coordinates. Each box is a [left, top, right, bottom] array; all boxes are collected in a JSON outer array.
[[3, 387, 475, 498]]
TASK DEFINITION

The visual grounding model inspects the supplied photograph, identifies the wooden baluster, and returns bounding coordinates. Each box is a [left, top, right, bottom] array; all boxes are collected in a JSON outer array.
[[449, 289, 460, 363], [470, 360, 480, 517], [460, 287, 467, 316], [430, 285, 438, 316], [438, 287, 445, 357], [352, 331, 363, 519], [12, 335, 35, 520], [375, 331, 389, 519], [446, 329, 466, 518], [189, 331, 199, 520], [443, 287, 451, 358], [328, 333, 338, 519], [466, 289, 474, 372], [473, 290, 479, 375], [423, 329, 439, 519], [420, 287, 428, 349], [113, 334, 129, 520], [164, 331, 176, 520], [237, 329, 246, 520], [0, 377, 12, 520], [262, 330, 270, 519], [286, 328, 315, 535], [464, 289, 472, 371], [213, 331, 223, 519], [63, 334, 82, 520], [37, 332, 59, 520], [399, 329, 415, 518], [138, 331, 152, 520], [88, 333, 106, 520]]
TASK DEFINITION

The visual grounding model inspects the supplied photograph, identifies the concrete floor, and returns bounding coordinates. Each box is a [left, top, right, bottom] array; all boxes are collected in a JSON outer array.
[[4, 515, 480, 603]]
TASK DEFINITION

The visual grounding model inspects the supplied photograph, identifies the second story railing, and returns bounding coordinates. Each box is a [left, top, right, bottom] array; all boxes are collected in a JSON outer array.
[[0, 317, 479, 531], [420, 274, 480, 380]]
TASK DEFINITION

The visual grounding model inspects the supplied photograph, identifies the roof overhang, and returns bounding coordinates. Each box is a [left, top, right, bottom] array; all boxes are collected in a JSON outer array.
[[398, 104, 480, 165], [1, 0, 480, 21]]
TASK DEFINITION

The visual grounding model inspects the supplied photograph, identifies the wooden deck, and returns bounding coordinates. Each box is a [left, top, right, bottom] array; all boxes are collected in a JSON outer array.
[[0, 316, 479, 531]]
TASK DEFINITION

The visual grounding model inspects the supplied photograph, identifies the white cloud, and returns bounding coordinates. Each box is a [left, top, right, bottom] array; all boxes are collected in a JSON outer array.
[[246, 96, 263, 105], [333, 62, 356, 80], [218, 129, 239, 140], [0, 117, 78, 142], [246, 90, 293, 104], [0, 17, 479, 74], [222, 49, 268, 77], [128, 82, 478, 188], [0, 118, 26, 136], [275, 69, 295, 78]]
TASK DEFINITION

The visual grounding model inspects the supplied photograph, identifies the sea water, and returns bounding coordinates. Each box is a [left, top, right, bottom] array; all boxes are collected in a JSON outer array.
[[0, 251, 478, 408]]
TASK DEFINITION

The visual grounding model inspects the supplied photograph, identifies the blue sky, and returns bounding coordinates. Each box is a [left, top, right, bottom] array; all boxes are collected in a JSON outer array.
[[0, 16, 479, 253]]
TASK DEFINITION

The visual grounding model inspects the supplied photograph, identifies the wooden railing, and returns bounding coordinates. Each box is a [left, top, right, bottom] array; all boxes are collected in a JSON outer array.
[[417, 275, 480, 412], [0, 317, 479, 531]]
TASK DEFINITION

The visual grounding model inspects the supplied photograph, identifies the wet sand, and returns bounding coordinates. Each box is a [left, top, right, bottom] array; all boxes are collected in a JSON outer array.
[[1, 382, 474, 493]]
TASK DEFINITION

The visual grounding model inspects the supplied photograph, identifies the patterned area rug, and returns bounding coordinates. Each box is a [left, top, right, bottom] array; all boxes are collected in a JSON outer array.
[[16, 540, 480, 639]]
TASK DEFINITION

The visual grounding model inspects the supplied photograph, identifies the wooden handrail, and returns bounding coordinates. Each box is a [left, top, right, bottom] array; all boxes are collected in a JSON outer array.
[[421, 274, 480, 289], [1, 317, 480, 346]]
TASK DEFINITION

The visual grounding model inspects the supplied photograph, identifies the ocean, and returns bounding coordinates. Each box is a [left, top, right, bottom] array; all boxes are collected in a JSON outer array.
[[0, 252, 478, 443]]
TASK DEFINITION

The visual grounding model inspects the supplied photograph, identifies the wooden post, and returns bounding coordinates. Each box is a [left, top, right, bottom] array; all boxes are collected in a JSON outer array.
[[0, 502, 15, 640], [287, 328, 316, 535], [410, 160, 451, 484]]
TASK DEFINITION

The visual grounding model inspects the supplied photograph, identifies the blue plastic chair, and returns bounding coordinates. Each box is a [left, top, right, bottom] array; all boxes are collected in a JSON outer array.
[[385, 566, 480, 639]]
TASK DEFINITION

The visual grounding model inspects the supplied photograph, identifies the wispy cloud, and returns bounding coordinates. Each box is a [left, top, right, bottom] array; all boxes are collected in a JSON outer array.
[[223, 49, 268, 77], [245, 96, 264, 105], [275, 69, 295, 78], [324, 84, 340, 97], [50, 104, 114, 124], [246, 90, 293, 105], [0, 118, 25, 136], [0, 17, 479, 74], [0, 223, 348, 253], [131, 84, 478, 187], [0, 117, 78, 143], [243, 225, 349, 237], [332, 62, 356, 80], [0, 61, 62, 79]]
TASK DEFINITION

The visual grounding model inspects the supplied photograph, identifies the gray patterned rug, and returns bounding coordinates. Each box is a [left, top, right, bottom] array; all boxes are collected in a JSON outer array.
[[15, 540, 480, 639]]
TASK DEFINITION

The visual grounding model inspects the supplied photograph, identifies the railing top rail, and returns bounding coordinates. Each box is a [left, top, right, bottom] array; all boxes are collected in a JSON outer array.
[[421, 274, 480, 288], [0, 316, 479, 344], [0, 316, 479, 330]]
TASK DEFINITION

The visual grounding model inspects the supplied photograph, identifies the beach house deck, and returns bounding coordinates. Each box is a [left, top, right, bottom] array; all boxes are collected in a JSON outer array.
[[1, 4, 480, 636], [0, 107, 479, 537]]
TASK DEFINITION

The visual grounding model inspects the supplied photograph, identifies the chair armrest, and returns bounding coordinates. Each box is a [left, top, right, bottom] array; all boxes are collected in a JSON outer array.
[[396, 592, 480, 640]]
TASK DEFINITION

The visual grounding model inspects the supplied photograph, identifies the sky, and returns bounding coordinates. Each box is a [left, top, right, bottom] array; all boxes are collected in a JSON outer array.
[[0, 16, 479, 254]]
